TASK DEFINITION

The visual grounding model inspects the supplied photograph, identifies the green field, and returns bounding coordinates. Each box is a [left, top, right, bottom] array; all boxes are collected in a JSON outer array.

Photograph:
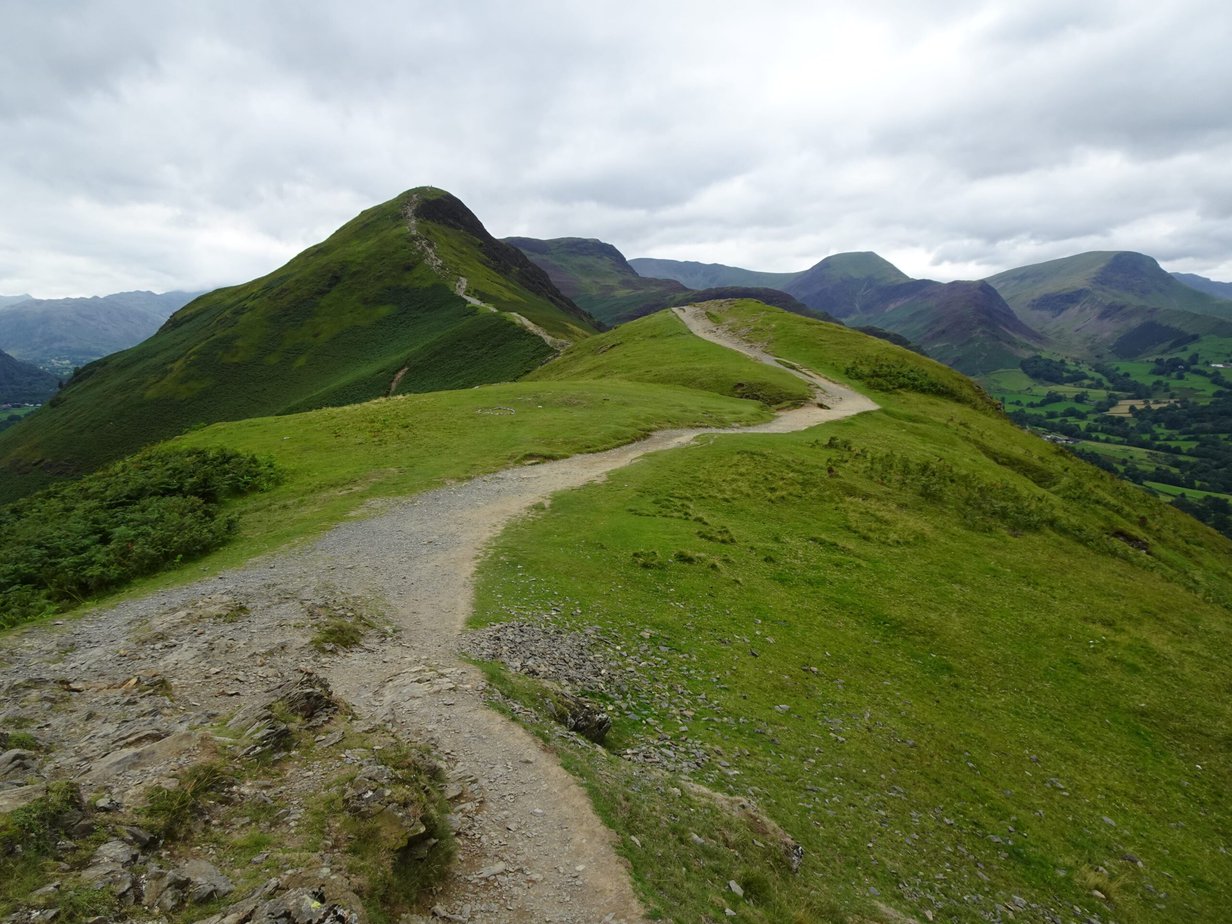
[[471, 303, 1232, 923]]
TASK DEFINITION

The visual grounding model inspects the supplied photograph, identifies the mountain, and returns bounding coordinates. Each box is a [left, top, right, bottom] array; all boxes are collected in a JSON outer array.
[[508, 237, 833, 325], [836, 278, 1045, 374], [504, 236, 687, 324], [1173, 271, 1232, 301], [0, 348, 58, 404], [0, 294, 33, 309], [628, 257, 797, 290], [630, 252, 1040, 374], [0, 187, 598, 501], [987, 251, 1232, 359], [778, 251, 910, 315], [0, 290, 199, 370]]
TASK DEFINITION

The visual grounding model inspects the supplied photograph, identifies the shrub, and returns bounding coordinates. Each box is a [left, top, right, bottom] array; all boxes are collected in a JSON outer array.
[[0, 447, 277, 628]]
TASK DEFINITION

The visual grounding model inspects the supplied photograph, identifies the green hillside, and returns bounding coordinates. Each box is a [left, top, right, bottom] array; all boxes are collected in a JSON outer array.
[[0, 188, 598, 502], [839, 280, 1045, 375], [629, 257, 799, 291], [507, 236, 688, 324], [526, 306, 812, 407], [779, 251, 910, 315], [472, 301, 1232, 923], [987, 251, 1232, 359], [0, 349, 58, 405], [3, 297, 1230, 921]]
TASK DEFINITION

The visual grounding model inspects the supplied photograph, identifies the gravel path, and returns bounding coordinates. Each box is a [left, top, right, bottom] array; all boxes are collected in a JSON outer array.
[[2, 308, 877, 923]]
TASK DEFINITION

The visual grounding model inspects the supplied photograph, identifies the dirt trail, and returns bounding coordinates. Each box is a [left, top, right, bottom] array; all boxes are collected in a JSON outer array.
[[6, 309, 877, 923]]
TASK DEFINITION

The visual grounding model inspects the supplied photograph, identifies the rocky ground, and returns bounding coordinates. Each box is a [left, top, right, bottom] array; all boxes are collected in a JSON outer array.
[[1, 306, 877, 923]]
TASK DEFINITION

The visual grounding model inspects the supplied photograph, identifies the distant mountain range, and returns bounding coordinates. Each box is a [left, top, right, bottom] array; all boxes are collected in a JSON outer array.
[[628, 250, 1232, 375], [0, 290, 200, 372], [1172, 271, 1232, 301], [505, 237, 831, 326]]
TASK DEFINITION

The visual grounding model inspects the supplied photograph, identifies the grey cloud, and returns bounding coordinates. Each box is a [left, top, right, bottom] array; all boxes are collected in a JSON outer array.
[[2, 0, 1232, 297]]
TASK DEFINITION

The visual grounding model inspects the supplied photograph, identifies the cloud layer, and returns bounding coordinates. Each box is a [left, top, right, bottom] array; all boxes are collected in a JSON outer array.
[[3, 0, 1231, 295]]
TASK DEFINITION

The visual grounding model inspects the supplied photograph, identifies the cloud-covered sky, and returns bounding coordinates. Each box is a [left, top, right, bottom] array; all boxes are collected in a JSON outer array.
[[2, 0, 1231, 296]]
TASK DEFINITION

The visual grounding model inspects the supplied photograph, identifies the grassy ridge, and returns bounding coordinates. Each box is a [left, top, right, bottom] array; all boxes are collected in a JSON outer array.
[[0, 188, 586, 502], [526, 308, 811, 408], [472, 303, 1232, 922], [150, 379, 774, 580]]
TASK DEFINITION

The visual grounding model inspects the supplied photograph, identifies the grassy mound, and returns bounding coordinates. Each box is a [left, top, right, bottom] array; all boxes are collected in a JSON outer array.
[[526, 307, 812, 408]]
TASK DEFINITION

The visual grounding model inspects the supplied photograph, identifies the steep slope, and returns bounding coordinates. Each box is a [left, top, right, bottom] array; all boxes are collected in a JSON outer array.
[[780, 251, 910, 315], [0, 348, 58, 404], [1173, 271, 1232, 301], [0, 187, 597, 501], [841, 279, 1046, 375], [0, 290, 199, 372], [988, 251, 1232, 359], [505, 236, 687, 325], [628, 257, 798, 290]]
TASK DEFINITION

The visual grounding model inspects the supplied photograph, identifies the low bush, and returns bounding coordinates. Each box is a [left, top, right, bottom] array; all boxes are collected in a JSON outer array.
[[0, 447, 277, 628]]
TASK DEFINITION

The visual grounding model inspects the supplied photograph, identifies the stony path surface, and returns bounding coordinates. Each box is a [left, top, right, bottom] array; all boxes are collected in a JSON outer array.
[[1, 306, 877, 923]]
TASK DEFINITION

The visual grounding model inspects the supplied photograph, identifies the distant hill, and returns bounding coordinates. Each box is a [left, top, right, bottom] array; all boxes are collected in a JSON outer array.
[[778, 252, 910, 315], [987, 251, 1232, 359], [629, 252, 1038, 374], [628, 257, 797, 291], [509, 237, 834, 325], [0, 187, 598, 501], [1173, 271, 1232, 301], [0, 294, 33, 309], [505, 237, 687, 324], [0, 290, 199, 370], [0, 348, 58, 404]]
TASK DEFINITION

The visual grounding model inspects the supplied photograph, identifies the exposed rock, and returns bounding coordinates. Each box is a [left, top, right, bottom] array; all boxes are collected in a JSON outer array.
[[543, 687, 611, 744], [0, 748, 40, 782]]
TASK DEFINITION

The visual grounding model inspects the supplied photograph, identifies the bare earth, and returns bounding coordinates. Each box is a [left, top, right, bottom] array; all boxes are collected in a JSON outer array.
[[1, 307, 877, 923]]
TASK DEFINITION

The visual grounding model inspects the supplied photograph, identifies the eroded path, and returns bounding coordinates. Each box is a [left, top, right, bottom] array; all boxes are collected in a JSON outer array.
[[1, 308, 877, 923]]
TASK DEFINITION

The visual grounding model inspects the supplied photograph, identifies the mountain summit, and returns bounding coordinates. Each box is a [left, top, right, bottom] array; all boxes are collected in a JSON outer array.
[[0, 187, 597, 501]]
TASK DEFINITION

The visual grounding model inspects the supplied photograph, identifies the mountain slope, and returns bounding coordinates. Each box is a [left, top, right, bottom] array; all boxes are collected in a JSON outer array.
[[779, 251, 910, 315], [1173, 271, 1232, 301], [0, 349, 58, 404], [505, 236, 688, 324], [988, 251, 1232, 358], [0, 187, 597, 501], [0, 294, 33, 309], [628, 257, 798, 291], [838, 279, 1045, 375], [473, 299, 1232, 923], [0, 290, 198, 369]]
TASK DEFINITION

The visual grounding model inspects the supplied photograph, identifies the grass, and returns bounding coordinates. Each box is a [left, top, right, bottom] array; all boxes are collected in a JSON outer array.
[[0, 187, 585, 502], [143, 761, 233, 839], [470, 303, 1232, 922], [526, 308, 812, 407]]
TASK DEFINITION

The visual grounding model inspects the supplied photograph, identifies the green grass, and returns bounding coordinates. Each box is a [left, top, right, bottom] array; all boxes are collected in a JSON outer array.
[[470, 303, 1232, 923], [526, 308, 812, 407], [0, 378, 774, 617], [0, 187, 585, 502]]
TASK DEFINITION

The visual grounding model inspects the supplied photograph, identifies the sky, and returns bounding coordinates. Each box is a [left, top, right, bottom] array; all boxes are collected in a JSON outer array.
[[2, 0, 1231, 297]]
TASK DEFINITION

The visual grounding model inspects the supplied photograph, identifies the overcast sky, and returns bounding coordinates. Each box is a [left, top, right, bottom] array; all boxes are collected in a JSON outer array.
[[2, 0, 1231, 297]]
